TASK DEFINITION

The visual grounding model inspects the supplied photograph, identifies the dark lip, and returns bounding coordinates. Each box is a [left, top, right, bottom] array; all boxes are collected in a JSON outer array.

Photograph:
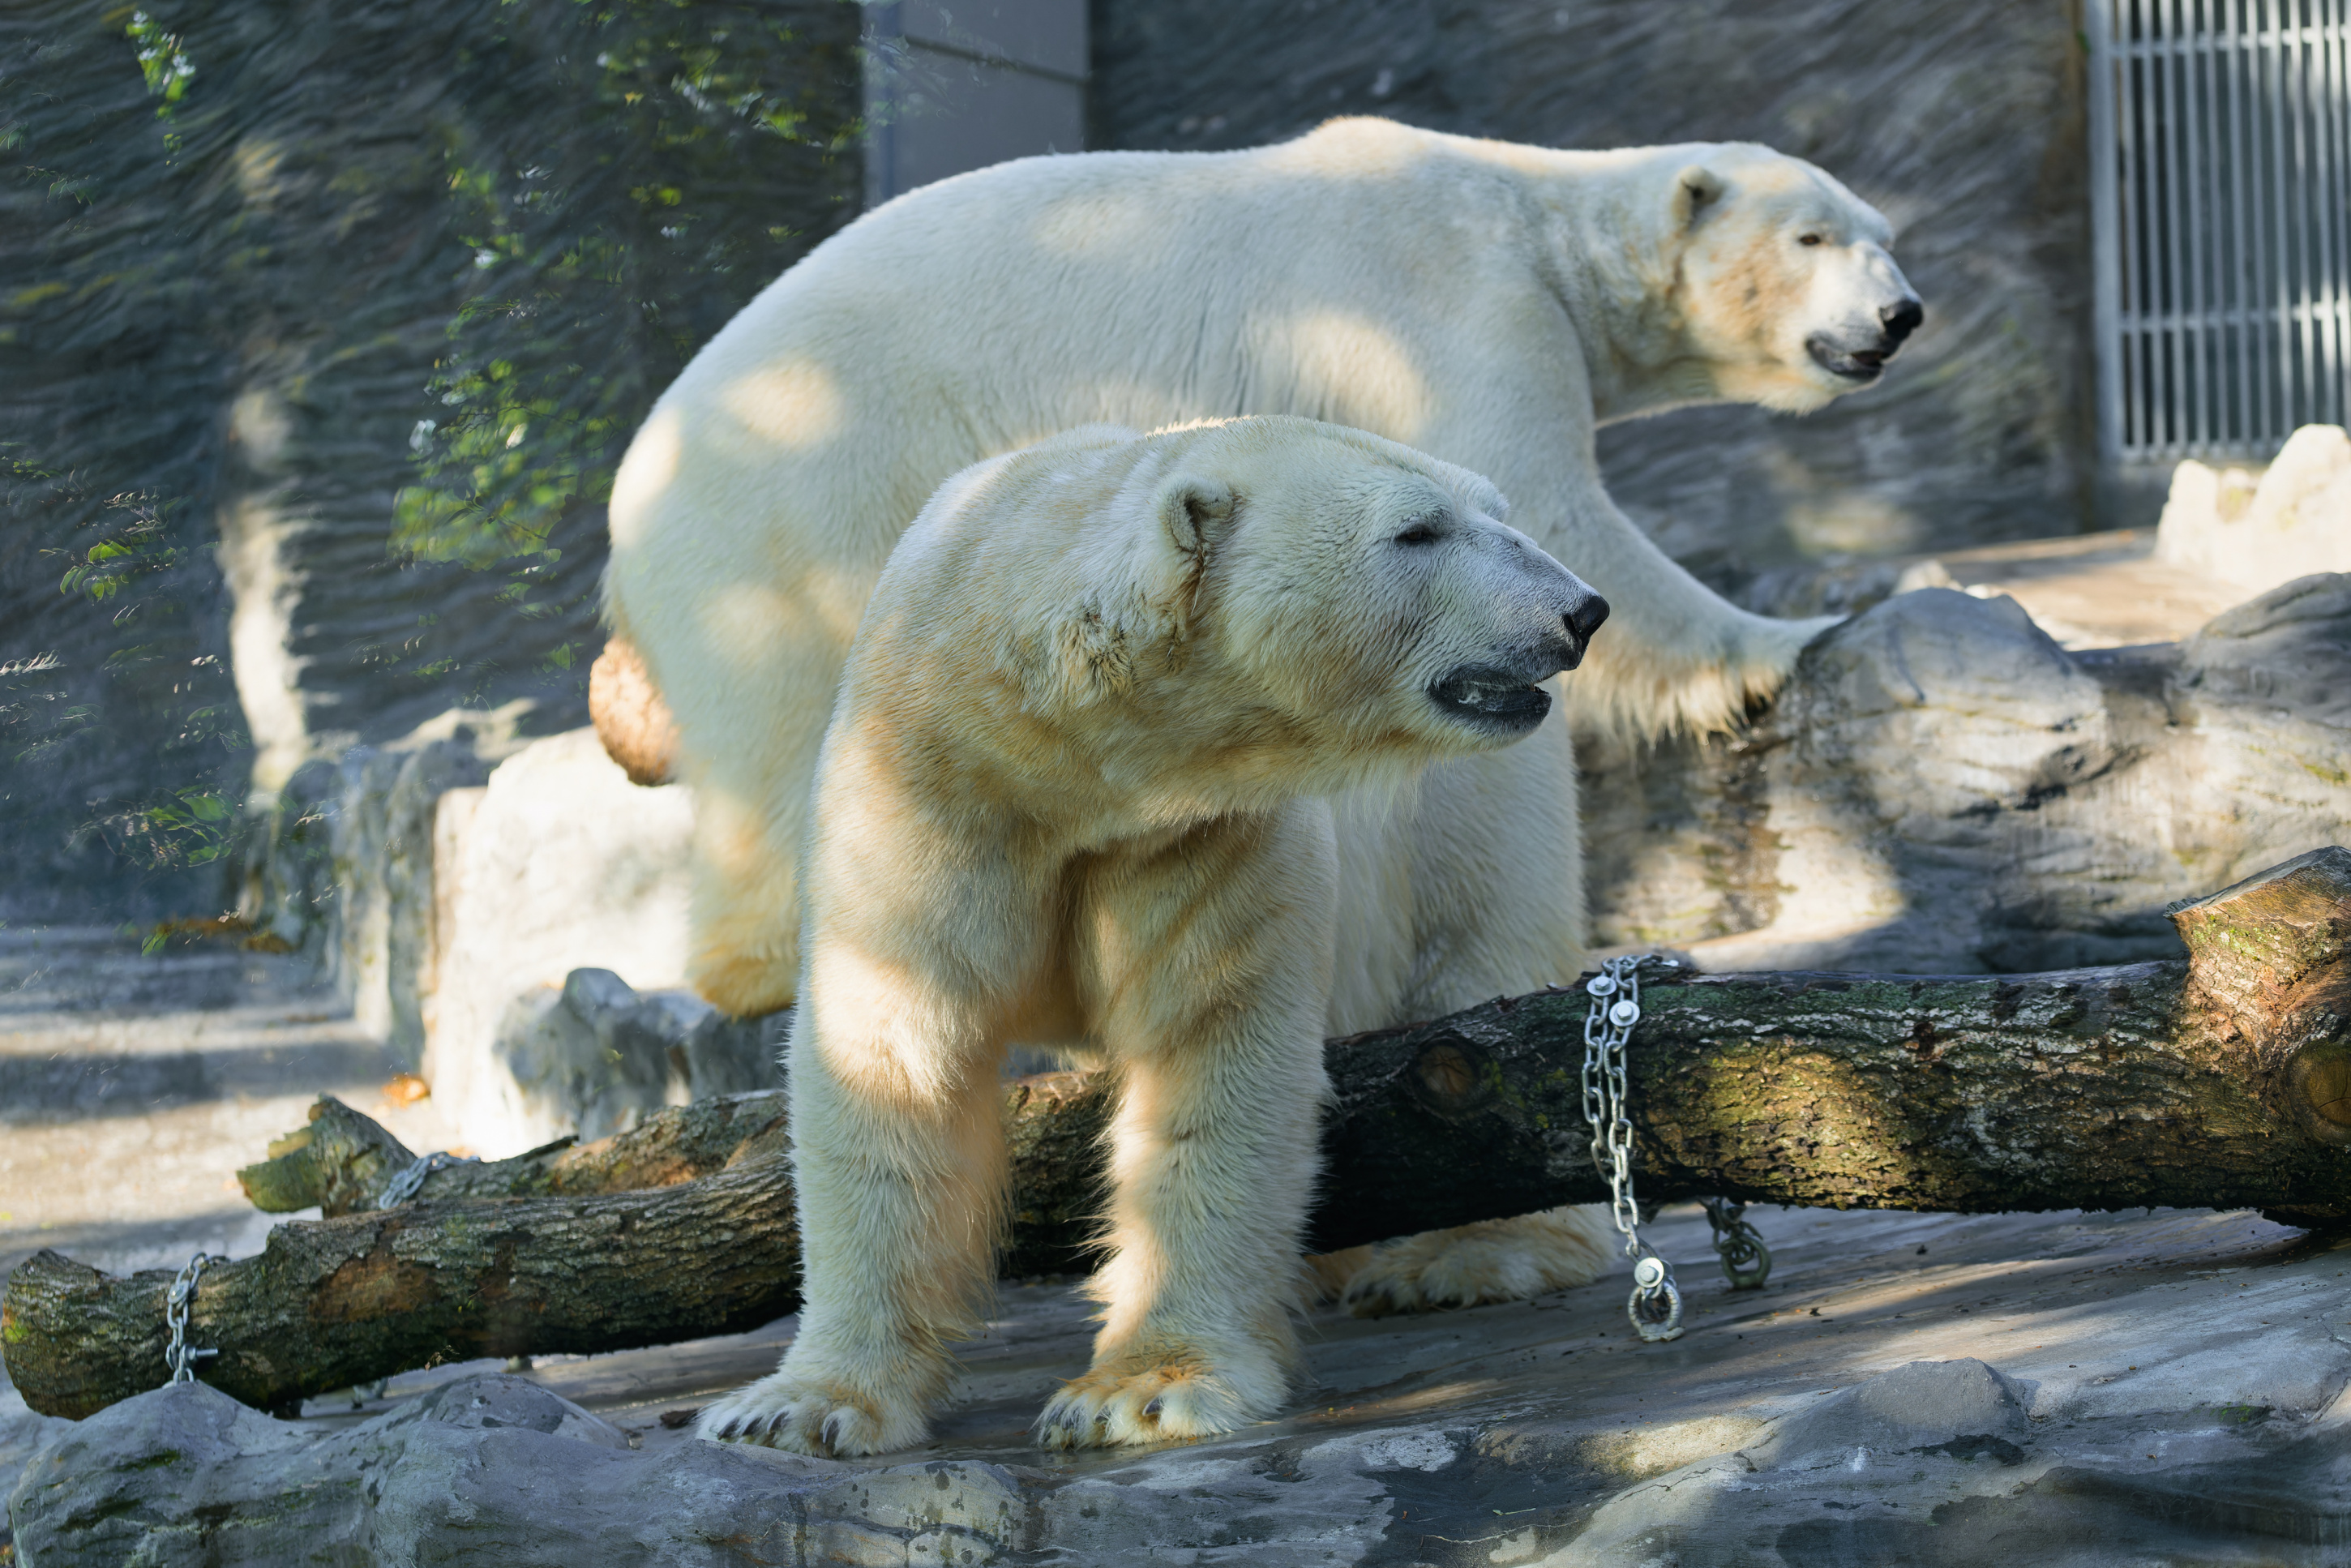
[[1808, 333, 1890, 382], [1429, 663, 1552, 734]]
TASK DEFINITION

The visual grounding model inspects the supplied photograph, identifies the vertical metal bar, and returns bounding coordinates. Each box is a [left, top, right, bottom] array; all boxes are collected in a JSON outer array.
[[2229, 0, 2255, 445], [2092, 0, 2128, 462], [2181, 0, 2209, 448], [2285, 0, 2304, 430], [2154, 0, 2178, 452], [2130, 0, 2153, 454], [2247, 0, 2266, 442], [2320, 0, 2346, 426], [2310, 0, 2335, 430], [2274, 0, 2301, 435], [2264, 0, 2288, 442]]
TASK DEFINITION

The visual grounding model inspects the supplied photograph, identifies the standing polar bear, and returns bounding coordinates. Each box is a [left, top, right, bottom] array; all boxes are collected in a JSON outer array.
[[695, 417, 1612, 1454], [604, 117, 1921, 1317]]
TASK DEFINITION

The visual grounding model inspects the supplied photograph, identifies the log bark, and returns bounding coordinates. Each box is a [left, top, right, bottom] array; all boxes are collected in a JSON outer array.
[[10, 849, 2351, 1420], [234, 1090, 792, 1216]]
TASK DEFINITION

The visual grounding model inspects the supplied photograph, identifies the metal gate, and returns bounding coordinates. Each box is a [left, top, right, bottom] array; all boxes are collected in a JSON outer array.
[[2088, 0, 2351, 462]]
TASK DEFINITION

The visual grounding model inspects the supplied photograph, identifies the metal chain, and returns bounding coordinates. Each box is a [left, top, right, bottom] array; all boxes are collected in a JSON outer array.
[[1582, 956, 1683, 1341], [165, 1251, 227, 1384], [378, 1150, 482, 1210], [1702, 1196, 1772, 1290], [1582, 954, 1775, 1343]]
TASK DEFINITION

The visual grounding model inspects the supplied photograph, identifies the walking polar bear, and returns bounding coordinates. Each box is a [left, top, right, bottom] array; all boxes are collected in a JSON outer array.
[[603, 117, 1920, 1324], [695, 417, 1612, 1454]]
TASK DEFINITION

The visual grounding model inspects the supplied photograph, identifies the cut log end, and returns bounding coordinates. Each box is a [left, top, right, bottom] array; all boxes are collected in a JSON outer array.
[[2170, 846, 2351, 1144]]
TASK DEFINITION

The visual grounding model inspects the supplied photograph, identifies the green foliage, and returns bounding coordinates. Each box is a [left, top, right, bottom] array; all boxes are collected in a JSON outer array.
[[396, 0, 859, 645], [2, 0, 856, 917], [124, 9, 195, 156]]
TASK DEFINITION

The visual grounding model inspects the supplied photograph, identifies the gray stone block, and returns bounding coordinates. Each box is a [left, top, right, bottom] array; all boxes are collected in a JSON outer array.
[[485, 967, 787, 1147]]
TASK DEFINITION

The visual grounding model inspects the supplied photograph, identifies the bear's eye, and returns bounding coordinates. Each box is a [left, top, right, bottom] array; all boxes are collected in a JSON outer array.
[[1796, 233, 1825, 247], [1394, 519, 1443, 546]]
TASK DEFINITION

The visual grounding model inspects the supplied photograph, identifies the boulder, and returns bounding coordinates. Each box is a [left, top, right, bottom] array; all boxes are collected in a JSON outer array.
[[486, 967, 786, 1148], [2157, 425, 2351, 597], [423, 729, 701, 1155], [1582, 576, 2351, 973]]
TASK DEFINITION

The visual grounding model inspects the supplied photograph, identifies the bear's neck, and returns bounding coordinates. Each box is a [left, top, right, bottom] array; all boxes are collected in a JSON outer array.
[[1520, 152, 1732, 426]]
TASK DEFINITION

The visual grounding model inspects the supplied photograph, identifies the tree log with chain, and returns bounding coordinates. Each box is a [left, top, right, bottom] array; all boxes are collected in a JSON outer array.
[[7, 849, 2350, 1420]]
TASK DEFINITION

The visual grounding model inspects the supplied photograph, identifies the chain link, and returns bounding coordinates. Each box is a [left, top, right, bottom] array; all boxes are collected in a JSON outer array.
[[1582, 956, 1683, 1341], [1581, 954, 1775, 1341], [165, 1251, 227, 1384], [378, 1150, 482, 1210], [1702, 1196, 1772, 1290]]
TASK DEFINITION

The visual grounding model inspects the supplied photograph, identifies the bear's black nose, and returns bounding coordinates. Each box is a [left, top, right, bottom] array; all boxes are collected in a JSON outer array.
[[1565, 591, 1610, 647], [1880, 298, 1924, 347]]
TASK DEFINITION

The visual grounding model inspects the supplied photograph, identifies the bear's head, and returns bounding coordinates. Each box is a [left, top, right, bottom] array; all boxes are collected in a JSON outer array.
[[1121, 418, 1608, 793], [1656, 144, 1922, 414]]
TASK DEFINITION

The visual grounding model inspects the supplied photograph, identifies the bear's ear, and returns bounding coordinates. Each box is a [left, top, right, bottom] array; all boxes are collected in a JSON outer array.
[[1671, 165, 1726, 230], [1157, 473, 1236, 563]]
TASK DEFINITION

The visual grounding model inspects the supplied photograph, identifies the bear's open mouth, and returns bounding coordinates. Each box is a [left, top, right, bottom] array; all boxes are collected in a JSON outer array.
[[1807, 333, 1890, 382], [1430, 664, 1552, 732]]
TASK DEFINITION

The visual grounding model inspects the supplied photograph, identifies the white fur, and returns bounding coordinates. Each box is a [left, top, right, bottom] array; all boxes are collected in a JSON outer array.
[[695, 418, 1604, 1455], [606, 116, 1915, 1322]]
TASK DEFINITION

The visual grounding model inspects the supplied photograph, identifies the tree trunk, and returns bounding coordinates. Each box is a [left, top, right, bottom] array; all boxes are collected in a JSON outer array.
[[10, 849, 2349, 1420]]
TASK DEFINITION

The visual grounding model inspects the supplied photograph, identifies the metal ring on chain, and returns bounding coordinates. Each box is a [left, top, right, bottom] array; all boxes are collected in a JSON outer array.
[[165, 1251, 227, 1384], [1628, 1253, 1685, 1341], [1582, 955, 1685, 1343]]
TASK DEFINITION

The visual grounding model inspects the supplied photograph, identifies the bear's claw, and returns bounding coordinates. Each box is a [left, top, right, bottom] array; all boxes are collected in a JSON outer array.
[[693, 1371, 927, 1457], [1032, 1359, 1269, 1449]]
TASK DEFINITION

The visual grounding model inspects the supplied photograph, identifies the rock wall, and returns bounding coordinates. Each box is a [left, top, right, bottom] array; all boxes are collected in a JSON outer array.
[[0, 0, 860, 924], [1091, 0, 2100, 593], [1582, 575, 2351, 972]]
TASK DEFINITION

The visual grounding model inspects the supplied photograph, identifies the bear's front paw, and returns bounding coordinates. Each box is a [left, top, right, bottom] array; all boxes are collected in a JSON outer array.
[[1033, 1356, 1278, 1450], [1338, 1206, 1612, 1317], [695, 1369, 928, 1458]]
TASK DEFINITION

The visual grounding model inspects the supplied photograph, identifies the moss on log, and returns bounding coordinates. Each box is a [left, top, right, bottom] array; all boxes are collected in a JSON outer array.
[[9, 849, 2351, 1420]]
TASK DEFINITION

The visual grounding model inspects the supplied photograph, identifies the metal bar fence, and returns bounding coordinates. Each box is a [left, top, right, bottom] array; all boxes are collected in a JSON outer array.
[[2091, 0, 2351, 460]]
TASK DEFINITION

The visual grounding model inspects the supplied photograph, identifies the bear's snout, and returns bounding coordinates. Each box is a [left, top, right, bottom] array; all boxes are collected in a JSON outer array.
[[1880, 296, 1924, 348], [1563, 589, 1610, 659]]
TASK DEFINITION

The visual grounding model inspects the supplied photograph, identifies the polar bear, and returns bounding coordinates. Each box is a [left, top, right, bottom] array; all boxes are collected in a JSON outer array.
[[604, 116, 1921, 1314], [694, 417, 1611, 1454]]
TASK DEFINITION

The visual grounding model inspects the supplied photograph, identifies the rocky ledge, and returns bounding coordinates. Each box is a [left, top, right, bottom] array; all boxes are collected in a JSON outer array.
[[6, 1203, 2347, 1566]]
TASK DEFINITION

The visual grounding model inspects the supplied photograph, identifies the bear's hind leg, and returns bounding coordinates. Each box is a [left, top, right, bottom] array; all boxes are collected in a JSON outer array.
[[1321, 735, 1618, 1317], [1041, 807, 1335, 1450]]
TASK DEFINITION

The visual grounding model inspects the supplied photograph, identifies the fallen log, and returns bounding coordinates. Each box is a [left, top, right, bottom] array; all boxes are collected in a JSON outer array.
[[8, 849, 2349, 1420], [233, 1089, 793, 1216]]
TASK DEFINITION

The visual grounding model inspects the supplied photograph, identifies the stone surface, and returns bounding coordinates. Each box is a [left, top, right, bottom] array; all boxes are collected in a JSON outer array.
[[0, 926, 456, 1280], [1583, 576, 2351, 973], [486, 967, 786, 1148], [423, 729, 703, 1155], [1736, 527, 2247, 650], [10, 1205, 2349, 1565], [2159, 424, 2351, 597]]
